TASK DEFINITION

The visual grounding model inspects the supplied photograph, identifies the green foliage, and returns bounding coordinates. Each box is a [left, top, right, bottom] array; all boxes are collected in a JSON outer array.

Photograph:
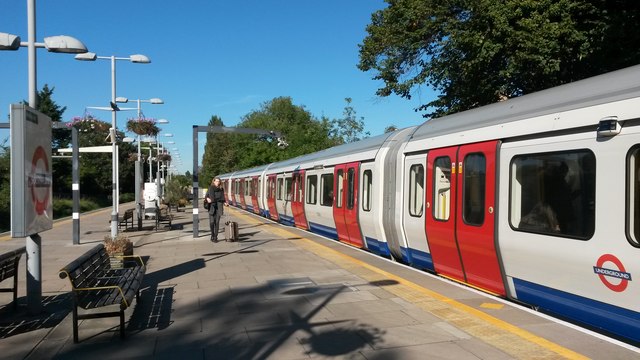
[[358, 0, 640, 117], [200, 116, 236, 187], [66, 114, 137, 205], [164, 178, 191, 206], [51, 197, 100, 219], [236, 97, 340, 169], [330, 98, 370, 144], [200, 97, 342, 184]]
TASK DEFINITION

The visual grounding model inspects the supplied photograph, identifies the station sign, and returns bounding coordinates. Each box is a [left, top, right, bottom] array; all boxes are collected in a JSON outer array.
[[10, 104, 53, 237]]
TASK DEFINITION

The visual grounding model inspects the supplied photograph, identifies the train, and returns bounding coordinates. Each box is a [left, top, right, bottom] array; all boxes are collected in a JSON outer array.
[[217, 65, 640, 344]]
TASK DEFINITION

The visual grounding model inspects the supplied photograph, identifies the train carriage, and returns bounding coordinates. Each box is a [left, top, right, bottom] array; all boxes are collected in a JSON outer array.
[[213, 65, 640, 343]]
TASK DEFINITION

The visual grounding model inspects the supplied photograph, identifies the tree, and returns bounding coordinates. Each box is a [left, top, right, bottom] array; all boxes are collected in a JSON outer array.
[[358, 1, 640, 118], [384, 125, 398, 133], [330, 98, 370, 144], [33, 85, 72, 197], [67, 114, 136, 205], [237, 97, 339, 169], [200, 116, 237, 187]]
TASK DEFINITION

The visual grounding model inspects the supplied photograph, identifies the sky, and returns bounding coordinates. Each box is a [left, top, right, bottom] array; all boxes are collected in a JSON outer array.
[[0, 1, 436, 174]]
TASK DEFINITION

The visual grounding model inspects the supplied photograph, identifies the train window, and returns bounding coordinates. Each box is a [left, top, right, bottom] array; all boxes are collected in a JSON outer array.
[[463, 153, 485, 226], [320, 173, 334, 206], [627, 147, 640, 247], [347, 168, 355, 209], [433, 156, 451, 221], [336, 170, 344, 208], [258, 179, 262, 198], [246, 180, 251, 196], [510, 150, 595, 239], [409, 164, 424, 217], [277, 178, 283, 200], [306, 175, 318, 204], [362, 170, 372, 212], [285, 178, 292, 201]]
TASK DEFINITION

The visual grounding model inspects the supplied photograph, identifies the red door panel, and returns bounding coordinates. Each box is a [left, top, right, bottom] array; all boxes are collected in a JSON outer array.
[[344, 163, 364, 247], [456, 141, 504, 296], [426, 147, 464, 282], [267, 175, 278, 221], [292, 170, 309, 229], [239, 180, 246, 209], [251, 177, 260, 214], [333, 165, 350, 243], [231, 179, 237, 206]]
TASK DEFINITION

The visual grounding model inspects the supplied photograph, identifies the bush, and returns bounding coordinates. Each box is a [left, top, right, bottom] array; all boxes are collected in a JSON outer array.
[[119, 192, 135, 203], [52, 197, 101, 219]]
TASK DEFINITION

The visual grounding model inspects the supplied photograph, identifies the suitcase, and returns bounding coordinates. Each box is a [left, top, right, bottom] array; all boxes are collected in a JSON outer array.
[[225, 220, 239, 242]]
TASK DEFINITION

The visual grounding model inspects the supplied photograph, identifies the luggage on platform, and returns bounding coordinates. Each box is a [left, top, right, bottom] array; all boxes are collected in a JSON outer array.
[[225, 216, 239, 242]]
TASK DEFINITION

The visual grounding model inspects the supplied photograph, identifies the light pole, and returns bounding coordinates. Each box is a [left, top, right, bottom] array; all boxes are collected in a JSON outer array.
[[75, 52, 151, 238], [0, 0, 89, 315], [116, 97, 163, 230]]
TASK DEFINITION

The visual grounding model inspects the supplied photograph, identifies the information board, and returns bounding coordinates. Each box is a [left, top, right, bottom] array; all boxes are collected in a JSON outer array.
[[10, 104, 53, 237]]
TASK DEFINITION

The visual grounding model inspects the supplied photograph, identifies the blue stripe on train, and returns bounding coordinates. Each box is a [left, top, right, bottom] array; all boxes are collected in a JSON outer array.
[[513, 277, 640, 343], [365, 237, 390, 257], [406, 247, 434, 271], [278, 214, 295, 226], [309, 222, 338, 240]]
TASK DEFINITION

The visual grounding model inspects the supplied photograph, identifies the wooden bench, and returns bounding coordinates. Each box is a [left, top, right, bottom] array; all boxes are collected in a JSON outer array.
[[155, 206, 173, 230], [0, 246, 26, 309], [117, 208, 134, 231], [59, 244, 145, 343]]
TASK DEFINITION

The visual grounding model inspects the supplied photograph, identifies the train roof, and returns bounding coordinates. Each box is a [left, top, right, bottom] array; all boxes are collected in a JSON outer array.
[[405, 64, 640, 152], [266, 130, 400, 173]]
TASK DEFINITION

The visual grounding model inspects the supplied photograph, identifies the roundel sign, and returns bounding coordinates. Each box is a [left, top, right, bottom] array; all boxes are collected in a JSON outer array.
[[593, 254, 632, 292], [30, 145, 51, 215]]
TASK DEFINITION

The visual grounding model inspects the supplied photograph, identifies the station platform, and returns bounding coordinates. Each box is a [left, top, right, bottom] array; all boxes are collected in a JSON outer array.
[[0, 204, 638, 359]]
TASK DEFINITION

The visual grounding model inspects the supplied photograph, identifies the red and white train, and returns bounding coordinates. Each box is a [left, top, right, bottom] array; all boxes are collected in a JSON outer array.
[[218, 65, 640, 344]]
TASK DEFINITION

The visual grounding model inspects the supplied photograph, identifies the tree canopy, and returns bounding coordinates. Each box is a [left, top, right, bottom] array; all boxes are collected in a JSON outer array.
[[358, 0, 640, 118]]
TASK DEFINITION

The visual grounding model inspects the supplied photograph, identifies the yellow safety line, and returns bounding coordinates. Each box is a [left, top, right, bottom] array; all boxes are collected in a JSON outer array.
[[231, 208, 588, 360]]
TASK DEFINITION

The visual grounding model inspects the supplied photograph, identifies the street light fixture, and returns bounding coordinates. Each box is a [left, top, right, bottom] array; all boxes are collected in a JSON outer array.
[[115, 96, 164, 229], [75, 52, 151, 238]]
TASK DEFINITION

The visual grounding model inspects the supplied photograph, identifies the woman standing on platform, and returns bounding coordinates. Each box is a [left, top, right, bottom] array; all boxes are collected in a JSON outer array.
[[205, 177, 227, 242]]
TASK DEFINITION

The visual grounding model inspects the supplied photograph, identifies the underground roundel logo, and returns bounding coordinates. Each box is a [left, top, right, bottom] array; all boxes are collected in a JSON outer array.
[[29, 145, 50, 215], [593, 254, 632, 292]]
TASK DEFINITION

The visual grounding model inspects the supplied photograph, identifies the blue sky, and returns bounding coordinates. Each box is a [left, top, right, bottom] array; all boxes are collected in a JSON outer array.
[[1, 1, 435, 174]]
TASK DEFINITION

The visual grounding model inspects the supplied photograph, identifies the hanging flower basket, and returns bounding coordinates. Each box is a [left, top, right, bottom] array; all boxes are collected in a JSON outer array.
[[158, 153, 172, 162], [128, 153, 148, 162], [126, 118, 160, 136], [67, 114, 109, 133]]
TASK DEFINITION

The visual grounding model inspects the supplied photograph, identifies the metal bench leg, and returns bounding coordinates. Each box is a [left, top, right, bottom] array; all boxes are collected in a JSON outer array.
[[12, 257, 19, 309], [73, 305, 79, 343], [120, 309, 126, 339]]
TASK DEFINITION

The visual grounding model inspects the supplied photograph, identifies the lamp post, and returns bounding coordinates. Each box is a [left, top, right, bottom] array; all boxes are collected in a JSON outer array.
[[75, 52, 151, 238], [116, 97, 163, 230], [0, 0, 89, 315]]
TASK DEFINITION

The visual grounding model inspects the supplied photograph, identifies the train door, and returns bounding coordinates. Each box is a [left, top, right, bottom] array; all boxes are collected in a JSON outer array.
[[222, 180, 229, 203], [291, 170, 309, 229], [403, 155, 431, 269], [239, 180, 246, 209], [426, 141, 504, 296], [267, 175, 278, 221], [251, 177, 260, 214], [230, 179, 237, 206], [333, 162, 364, 247]]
